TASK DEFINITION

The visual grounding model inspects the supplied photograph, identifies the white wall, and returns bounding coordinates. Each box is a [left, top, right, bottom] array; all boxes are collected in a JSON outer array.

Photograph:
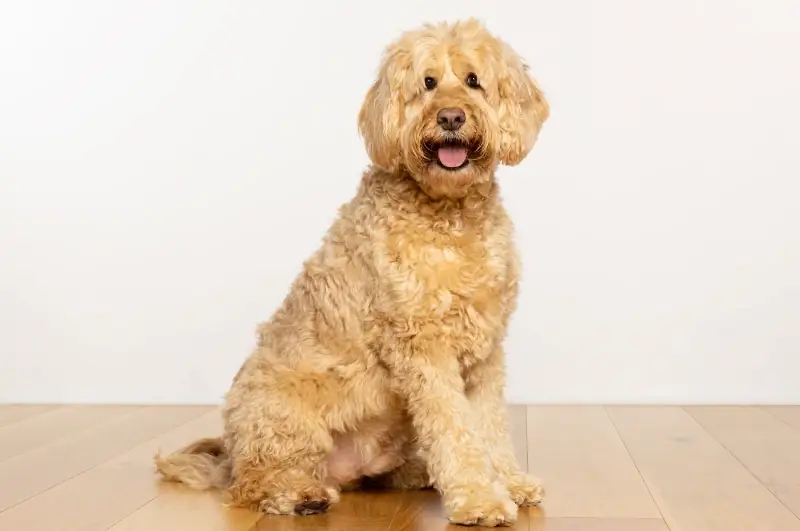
[[2, 1, 799, 405]]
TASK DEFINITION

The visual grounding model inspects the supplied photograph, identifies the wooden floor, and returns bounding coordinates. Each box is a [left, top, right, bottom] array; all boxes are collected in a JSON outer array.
[[0, 405, 799, 530]]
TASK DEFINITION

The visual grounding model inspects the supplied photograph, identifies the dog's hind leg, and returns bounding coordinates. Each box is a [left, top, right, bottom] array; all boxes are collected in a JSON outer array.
[[223, 371, 341, 516], [385, 450, 431, 489], [359, 439, 431, 491], [229, 457, 339, 516]]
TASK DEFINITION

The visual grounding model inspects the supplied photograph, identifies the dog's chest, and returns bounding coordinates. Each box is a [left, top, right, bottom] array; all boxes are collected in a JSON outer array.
[[382, 222, 511, 334]]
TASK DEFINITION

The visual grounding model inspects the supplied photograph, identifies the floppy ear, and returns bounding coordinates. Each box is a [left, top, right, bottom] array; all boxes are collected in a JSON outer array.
[[496, 42, 550, 166], [358, 48, 406, 172]]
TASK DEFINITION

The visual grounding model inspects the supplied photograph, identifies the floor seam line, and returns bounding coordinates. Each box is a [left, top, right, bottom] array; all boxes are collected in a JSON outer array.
[[603, 406, 673, 530], [683, 406, 800, 521], [760, 406, 800, 433]]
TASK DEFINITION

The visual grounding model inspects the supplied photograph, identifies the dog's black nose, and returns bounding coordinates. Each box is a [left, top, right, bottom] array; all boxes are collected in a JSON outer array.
[[437, 107, 466, 131]]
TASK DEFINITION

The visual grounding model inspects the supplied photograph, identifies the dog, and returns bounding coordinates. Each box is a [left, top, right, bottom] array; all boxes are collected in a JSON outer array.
[[155, 18, 549, 527]]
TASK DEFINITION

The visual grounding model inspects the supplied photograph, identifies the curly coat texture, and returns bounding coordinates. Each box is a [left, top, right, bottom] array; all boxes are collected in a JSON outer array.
[[155, 18, 550, 527]]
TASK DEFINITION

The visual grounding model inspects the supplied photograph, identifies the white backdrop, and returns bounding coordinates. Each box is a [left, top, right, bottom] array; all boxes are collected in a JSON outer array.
[[2, 1, 799, 405]]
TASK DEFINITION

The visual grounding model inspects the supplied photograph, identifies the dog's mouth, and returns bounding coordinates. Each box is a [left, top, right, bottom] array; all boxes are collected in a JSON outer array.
[[423, 138, 476, 171]]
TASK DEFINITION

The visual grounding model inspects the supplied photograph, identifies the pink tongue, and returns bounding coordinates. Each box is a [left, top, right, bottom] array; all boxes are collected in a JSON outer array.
[[437, 146, 468, 168]]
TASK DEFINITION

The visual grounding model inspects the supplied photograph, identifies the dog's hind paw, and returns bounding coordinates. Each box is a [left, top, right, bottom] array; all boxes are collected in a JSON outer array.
[[258, 484, 340, 516]]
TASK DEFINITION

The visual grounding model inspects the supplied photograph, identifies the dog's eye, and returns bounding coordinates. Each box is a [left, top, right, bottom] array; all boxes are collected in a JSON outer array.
[[466, 73, 480, 88], [424, 77, 437, 90]]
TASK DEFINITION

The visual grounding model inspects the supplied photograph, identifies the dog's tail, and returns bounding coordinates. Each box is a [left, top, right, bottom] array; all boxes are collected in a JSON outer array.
[[154, 437, 232, 490]]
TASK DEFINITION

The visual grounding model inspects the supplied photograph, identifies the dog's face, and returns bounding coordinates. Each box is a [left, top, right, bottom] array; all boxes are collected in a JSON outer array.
[[358, 19, 549, 199]]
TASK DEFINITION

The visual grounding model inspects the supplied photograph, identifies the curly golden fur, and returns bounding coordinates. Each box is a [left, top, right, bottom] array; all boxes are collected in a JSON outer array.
[[155, 18, 549, 527]]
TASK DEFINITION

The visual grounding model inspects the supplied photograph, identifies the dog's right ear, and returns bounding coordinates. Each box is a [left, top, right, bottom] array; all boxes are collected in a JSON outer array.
[[358, 47, 406, 173]]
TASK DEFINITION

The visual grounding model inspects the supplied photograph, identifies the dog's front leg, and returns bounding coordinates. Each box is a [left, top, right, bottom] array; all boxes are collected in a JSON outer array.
[[388, 338, 517, 527], [465, 347, 544, 507]]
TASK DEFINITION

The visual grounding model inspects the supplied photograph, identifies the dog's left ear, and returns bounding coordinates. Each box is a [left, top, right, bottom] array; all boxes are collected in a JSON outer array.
[[496, 42, 550, 166], [358, 47, 406, 172]]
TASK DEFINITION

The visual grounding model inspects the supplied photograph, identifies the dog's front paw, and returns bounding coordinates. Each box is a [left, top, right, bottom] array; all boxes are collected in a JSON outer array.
[[505, 473, 544, 507], [443, 484, 517, 527]]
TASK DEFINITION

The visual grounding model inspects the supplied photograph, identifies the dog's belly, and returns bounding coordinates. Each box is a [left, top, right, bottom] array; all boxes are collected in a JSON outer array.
[[317, 416, 407, 486]]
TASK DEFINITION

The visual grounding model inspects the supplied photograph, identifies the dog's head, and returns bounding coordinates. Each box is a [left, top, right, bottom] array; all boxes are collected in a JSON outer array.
[[358, 19, 549, 199]]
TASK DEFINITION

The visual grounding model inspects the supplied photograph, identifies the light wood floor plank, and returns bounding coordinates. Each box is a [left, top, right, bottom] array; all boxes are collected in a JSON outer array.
[[607, 406, 800, 531], [508, 404, 529, 472], [764, 406, 800, 431], [529, 518, 669, 531], [0, 405, 209, 512], [526, 406, 660, 518], [687, 406, 800, 518], [0, 404, 63, 427], [108, 485, 259, 531], [0, 407, 218, 531], [0, 405, 140, 461]]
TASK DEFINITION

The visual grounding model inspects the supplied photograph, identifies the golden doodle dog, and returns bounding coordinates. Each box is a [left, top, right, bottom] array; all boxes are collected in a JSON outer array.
[[155, 18, 549, 527]]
